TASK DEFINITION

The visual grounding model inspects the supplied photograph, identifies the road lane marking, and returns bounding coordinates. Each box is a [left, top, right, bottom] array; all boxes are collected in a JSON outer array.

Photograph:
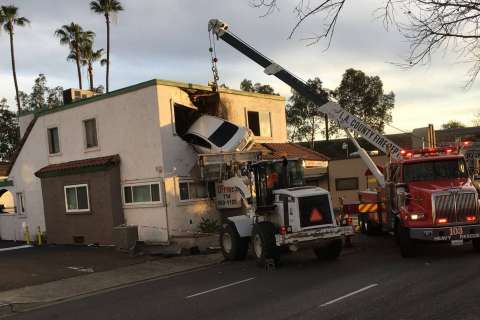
[[0, 245, 32, 252], [186, 277, 255, 299], [320, 283, 379, 307]]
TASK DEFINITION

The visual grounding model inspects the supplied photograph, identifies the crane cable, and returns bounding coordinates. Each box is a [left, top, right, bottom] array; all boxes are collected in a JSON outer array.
[[208, 29, 220, 92]]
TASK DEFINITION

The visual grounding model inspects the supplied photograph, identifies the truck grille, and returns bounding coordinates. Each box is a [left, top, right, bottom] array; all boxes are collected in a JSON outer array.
[[433, 192, 477, 224]]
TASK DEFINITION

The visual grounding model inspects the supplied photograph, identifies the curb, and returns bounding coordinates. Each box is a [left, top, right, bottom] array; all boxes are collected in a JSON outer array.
[[0, 303, 13, 318], [0, 257, 224, 318]]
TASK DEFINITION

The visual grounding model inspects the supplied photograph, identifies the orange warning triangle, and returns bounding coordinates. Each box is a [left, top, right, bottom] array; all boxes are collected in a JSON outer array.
[[310, 208, 323, 222]]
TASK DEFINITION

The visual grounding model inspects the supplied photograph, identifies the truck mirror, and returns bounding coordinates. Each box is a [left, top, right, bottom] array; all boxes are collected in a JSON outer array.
[[397, 191, 406, 208]]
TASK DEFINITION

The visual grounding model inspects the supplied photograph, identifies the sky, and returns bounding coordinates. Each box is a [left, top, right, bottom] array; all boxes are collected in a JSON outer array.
[[0, 0, 479, 135]]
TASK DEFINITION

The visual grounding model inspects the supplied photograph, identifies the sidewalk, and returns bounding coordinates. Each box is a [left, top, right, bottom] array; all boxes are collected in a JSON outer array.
[[0, 253, 223, 315]]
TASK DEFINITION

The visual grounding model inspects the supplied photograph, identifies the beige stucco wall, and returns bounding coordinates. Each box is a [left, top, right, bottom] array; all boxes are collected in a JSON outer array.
[[329, 156, 386, 208], [219, 91, 287, 143]]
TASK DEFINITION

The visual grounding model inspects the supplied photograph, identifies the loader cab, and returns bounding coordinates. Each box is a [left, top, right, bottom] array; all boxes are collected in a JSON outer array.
[[252, 158, 304, 208]]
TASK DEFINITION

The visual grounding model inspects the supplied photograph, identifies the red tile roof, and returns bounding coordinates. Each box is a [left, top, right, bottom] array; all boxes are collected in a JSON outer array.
[[261, 143, 330, 161], [35, 155, 120, 178]]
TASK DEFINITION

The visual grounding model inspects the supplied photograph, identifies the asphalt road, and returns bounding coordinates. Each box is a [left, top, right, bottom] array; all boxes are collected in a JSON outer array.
[[9, 235, 480, 320]]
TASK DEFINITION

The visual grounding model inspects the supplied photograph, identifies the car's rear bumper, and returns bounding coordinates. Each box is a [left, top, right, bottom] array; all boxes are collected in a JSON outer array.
[[275, 226, 354, 247], [409, 224, 480, 241]]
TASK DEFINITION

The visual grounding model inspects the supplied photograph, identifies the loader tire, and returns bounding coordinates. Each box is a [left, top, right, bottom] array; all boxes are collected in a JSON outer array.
[[220, 223, 249, 261], [314, 239, 343, 260], [252, 222, 279, 267]]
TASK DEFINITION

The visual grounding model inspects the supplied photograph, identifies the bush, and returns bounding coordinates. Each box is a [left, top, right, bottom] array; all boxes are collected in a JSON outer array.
[[198, 217, 221, 234]]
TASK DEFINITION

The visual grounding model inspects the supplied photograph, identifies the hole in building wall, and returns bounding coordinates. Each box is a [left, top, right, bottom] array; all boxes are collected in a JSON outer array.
[[174, 103, 200, 137]]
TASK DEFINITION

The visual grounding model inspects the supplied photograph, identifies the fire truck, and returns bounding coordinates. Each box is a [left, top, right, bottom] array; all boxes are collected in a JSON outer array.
[[359, 145, 480, 256], [208, 18, 480, 257]]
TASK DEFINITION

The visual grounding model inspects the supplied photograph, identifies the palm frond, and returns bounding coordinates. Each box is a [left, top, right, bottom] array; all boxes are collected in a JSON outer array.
[[110, 0, 124, 12], [89, 1, 103, 13], [1, 5, 17, 19], [90, 0, 123, 14], [14, 16, 30, 26]]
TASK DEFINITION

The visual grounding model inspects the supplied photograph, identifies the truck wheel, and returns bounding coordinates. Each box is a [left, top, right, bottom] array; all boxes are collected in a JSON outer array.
[[473, 238, 480, 252], [314, 239, 343, 260], [396, 223, 415, 258], [220, 223, 249, 261], [252, 222, 279, 267]]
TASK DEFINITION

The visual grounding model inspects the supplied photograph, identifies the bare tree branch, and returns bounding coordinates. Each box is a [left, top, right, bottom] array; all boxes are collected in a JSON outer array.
[[250, 0, 480, 86]]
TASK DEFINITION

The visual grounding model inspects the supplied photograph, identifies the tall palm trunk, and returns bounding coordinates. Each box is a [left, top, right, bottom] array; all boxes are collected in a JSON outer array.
[[88, 62, 94, 91], [8, 28, 21, 113], [75, 46, 83, 89], [105, 13, 110, 93]]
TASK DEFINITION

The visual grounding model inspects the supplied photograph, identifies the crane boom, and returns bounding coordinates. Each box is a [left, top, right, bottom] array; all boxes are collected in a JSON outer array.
[[208, 19, 402, 174]]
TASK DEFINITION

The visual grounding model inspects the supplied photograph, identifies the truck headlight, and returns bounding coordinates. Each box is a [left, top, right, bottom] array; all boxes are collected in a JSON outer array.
[[409, 213, 425, 221]]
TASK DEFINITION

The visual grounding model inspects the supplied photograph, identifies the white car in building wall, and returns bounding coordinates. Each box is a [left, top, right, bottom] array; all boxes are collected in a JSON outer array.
[[184, 115, 254, 154]]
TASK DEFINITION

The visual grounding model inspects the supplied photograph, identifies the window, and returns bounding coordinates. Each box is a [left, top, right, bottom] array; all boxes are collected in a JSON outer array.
[[209, 122, 239, 147], [47, 127, 60, 154], [366, 176, 378, 189], [16, 193, 25, 214], [123, 183, 161, 204], [403, 159, 468, 183], [183, 134, 211, 149], [178, 180, 208, 201], [64, 184, 90, 212], [247, 111, 271, 137], [335, 177, 359, 191], [83, 118, 98, 148]]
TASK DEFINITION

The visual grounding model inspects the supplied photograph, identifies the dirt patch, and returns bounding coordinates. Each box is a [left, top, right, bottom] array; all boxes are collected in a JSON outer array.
[[0, 243, 153, 292]]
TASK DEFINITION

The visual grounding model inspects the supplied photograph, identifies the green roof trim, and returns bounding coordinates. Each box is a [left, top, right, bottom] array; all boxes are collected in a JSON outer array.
[[0, 179, 13, 188], [19, 78, 284, 118], [154, 79, 285, 101]]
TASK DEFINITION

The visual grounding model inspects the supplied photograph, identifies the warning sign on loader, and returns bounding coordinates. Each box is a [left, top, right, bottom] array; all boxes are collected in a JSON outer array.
[[215, 183, 242, 209]]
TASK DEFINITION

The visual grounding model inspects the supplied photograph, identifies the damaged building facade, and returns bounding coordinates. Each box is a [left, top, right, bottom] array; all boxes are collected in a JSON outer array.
[[0, 79, 296, 244]]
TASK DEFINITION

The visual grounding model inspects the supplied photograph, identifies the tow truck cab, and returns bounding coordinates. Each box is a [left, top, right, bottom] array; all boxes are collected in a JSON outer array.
[[387, 147, 480, 254]]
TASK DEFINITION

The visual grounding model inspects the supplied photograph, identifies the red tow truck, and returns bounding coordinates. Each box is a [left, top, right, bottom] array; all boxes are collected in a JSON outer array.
[[360, 145, 480, 256]]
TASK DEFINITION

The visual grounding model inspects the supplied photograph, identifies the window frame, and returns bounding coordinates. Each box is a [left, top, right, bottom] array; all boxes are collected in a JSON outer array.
[[122, 182, 163, 206], [178, 179, 209, 202], [16, 192, 25, 215], [47, 126, 61, 155], [64, 184, 90, 213], [335, 177, 359, 191], [83, 118, 99, 150], [245, 109, 272, 137]]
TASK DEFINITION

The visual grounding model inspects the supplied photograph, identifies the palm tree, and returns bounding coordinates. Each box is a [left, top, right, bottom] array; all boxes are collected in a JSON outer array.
[[70, 44, 105, 91], [90, 0, 124, 93], [1, 6, 30, 113], [55, 23, 94, 90]]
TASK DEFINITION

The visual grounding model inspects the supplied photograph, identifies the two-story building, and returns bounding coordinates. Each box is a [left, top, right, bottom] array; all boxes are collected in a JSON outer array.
[[0, 79, 293, 245]]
